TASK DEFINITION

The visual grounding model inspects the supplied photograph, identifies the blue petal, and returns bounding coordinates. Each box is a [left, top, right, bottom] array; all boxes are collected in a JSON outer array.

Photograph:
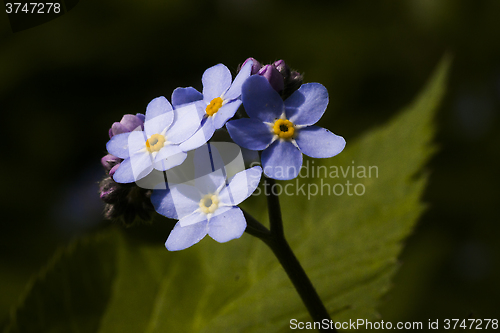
[[171, 87, 203, 107], [154, 145, 187, 171], [153, 153, 187, 172], [151, 187, 178, 219], [165, 220, 209, 251], [242, 75, 284, 122], [261, 140, 302, 180], [112, 155, 153, 183], [202, 64, 232, 102], [226, 118, 274, 151], [211, 205, 233, 219], [195, 169, 226, 195], [295, 126, 346, 158], [145, 96, 174, 123], [218, 166, 262, 206], [167, 184, 202, 219], [168, 103, 205, 144], [223, 59, 253, 101], [193, 143, 226, 179], [135, 169, 169, 190], [284, 83, 328, 126], [127, 131, 148, 155], [128, 151, 155, 181], [208, 207, 246, 243], [106, 132, 131, 159], [179, 117, 215, 152], [154, 144, 184, 162], [179, 211, 208, 227], [212, 100, 241, 129], [144, 111, 174, 138], [112, 158, 135, 183], [169, 183, 202, 219]]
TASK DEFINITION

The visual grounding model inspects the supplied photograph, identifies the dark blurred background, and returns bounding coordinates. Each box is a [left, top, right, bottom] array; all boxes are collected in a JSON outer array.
[[1, 0, 499, 328]]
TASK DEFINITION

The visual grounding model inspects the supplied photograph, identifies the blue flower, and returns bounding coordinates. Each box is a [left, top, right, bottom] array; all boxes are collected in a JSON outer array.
[[226, 75, 346, 180], [106, 96, 201, 183], [170, 60, 254, 151], [151, 146, 262, 251]]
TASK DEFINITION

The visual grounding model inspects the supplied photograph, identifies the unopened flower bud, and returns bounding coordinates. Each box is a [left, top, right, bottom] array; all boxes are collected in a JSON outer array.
[[269, 59, 303, 99], [239, 58, 304, 99], [99, 175, 155, 226], [273, 59, 291, 77], [109, 164, 120, 176], [100, 112, 153, 226], [258, 65, 285, 94], [99, 177, 121, 204], [101, 154, 122, 173], [283, 70, 303, 100], [108, 113, 145, 138], [241, 57, 262, 75]]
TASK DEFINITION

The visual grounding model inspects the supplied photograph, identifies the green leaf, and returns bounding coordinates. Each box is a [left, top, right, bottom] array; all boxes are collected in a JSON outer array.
[[4, 57, 449, 333], [3, 232, 119, 333]]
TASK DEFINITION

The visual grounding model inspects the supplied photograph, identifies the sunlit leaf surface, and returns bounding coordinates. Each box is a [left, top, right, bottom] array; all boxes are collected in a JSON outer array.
[[4, 58, 449, 333]]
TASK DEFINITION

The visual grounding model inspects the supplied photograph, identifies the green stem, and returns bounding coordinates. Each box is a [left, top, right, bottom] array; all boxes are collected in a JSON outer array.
[[242, 178, 336, 332], [265, 178, 284, 238], [263, 235, 335, 332], [242, 210, 270, 240]]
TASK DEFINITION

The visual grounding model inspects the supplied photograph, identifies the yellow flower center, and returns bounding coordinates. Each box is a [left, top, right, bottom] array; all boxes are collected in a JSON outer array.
[[273, 119, 295, 139], [145, 134, 166, 152], [199, 194, 219, 214], [205, 97, 223, 117]]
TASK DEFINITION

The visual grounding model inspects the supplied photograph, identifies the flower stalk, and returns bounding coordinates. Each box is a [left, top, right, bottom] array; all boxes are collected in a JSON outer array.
[[243, 177, 337, 332]]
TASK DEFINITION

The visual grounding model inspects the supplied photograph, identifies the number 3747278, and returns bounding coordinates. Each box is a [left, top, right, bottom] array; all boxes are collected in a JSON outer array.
[[6, 3, 61, 14], [444, 319, 498, 330]]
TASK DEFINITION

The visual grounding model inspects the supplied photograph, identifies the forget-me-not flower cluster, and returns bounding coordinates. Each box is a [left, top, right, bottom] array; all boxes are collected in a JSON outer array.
[[100, 58, 345, 250]]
